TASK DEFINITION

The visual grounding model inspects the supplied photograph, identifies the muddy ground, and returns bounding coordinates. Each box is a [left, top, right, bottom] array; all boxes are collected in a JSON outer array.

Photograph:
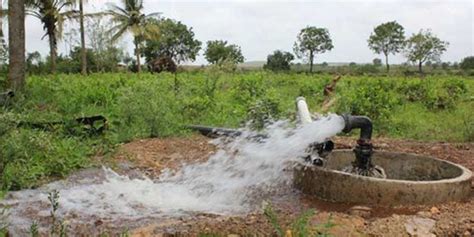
[[105, 135, 474, 237]]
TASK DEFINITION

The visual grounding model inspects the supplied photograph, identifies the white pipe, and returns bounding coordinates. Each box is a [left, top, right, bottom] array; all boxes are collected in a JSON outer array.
[[296, 97, 313, 124]]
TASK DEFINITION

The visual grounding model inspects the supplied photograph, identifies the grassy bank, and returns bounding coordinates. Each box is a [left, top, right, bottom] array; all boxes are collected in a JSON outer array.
[[1, 72, 473, 190]]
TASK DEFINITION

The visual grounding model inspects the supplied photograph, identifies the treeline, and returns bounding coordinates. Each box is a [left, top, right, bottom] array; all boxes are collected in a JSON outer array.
[[3, 1, 474, 91]]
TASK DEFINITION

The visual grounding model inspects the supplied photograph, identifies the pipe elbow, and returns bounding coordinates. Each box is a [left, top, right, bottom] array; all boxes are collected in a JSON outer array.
[[341, 114, 373, 141]]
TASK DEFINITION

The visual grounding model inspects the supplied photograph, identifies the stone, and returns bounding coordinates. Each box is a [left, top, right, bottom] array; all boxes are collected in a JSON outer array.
[[405, 217, 436, 237], [348, 205, 372, 218], [430, 206, 440, 215]]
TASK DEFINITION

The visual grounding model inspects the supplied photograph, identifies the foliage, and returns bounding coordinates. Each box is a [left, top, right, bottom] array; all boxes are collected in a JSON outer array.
[[0, 207, 8, 237], [85, 17, 125, 72], [367, 21, 405, 71], [293, 26, 333, 72], [106, 0, 160, 72], [26, 0, 78, 73], [263, 50, 294, 72], [0, 73, 472, 191], [460, 56, 474, 70], [404, 29, 449, 72], [335, 78, 401, 130], [372, 58, 382, 66], [143, 18, 201, 65], [204, 40, 244, 65], [263, 203, 334, 237]]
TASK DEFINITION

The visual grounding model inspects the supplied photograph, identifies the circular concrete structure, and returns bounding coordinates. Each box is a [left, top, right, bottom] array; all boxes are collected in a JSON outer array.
[[294, 150, 472, 205]]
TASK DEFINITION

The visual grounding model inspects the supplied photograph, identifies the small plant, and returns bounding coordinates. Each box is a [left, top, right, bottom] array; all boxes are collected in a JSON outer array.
[[0, 207, 9, 237], [29, 221, 39, 237], [263, 202, 334, 237], [48, 189, 60, 236]]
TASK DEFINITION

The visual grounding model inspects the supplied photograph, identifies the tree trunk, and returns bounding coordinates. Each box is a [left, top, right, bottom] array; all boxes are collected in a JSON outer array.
[[385, 53, 389, 72], [8, 0, 26, 90], [79, 0, 87, 75], [0, 2, 5, 48], [48, 31, 57, 74], [134, 37, 141, 74], [309, 51, 314, 73], [418, 61, 423, 74]]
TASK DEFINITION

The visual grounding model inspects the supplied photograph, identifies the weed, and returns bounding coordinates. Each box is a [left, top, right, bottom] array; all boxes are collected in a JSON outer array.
[[29, 221, 39, 237]]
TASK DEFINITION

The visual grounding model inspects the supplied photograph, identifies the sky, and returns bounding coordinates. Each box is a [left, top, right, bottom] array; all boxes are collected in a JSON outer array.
[[20, 0, 474, 65]]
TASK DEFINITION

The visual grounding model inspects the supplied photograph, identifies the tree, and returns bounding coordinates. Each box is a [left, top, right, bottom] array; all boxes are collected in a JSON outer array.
[[86, 16, 125, 72], [368, 21, 405, 72], [404, 29, 449, 73], [372, 58, 382, 66], [0, 1, 8, 67], [26, 0, 78, 73], [78, 0, 87, 75], [143, 18, 201, 66], [204, 40, 244, 65], [106, 0, 160, 73], [460, 56, 474, 70], [263, 50, 294, 71], [8, 0, 26, 90], [293, 26, 333, 73]]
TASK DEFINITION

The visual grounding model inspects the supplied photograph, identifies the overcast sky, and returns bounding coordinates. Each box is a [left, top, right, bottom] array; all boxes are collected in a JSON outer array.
[[21, 0, 473, 65]]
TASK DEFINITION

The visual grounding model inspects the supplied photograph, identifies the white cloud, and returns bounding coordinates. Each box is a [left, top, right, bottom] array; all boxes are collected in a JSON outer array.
[[16, 0, 474, 65]]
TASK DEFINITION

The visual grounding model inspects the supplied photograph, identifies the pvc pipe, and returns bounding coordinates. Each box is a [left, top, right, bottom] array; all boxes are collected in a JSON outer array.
[[295, 97, 313, 124]]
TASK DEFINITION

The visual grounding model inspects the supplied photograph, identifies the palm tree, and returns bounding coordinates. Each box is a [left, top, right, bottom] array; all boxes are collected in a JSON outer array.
[[26, 0, 77, 73], [106, 0, 160, 73], [78, 0, 86, 75], [8, 0, 26, 90]]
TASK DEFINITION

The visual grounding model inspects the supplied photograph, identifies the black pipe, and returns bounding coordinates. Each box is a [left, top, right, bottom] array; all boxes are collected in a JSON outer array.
[[186, 125, 242, 138], [341, 114, 372, 142]]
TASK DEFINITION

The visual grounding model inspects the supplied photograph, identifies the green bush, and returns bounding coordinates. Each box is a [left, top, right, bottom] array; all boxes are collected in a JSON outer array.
[[397, 79, 428, 102], [0, 129, 89, 190], [335, 78, 400, 130]]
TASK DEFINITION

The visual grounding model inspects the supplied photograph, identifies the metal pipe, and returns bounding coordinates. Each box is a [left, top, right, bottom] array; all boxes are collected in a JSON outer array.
[[186, 125, 242, 138], [341, 114, 373, 142]]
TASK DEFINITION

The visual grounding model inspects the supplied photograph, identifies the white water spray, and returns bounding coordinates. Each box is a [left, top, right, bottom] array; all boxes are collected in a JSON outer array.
[[3, 114, 345, 229]]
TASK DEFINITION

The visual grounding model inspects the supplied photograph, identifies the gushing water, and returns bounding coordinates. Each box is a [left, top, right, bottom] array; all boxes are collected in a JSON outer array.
[[2, 114, 345, 231]]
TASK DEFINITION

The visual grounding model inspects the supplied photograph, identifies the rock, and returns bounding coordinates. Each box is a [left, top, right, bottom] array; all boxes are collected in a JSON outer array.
[[348, 205, 372, 218], [430, 206, 440, 215], [405, 217, 436, 237], [416, 211, 432, 218], [463, 230, 471, 237], [227, 234, 240, 237]]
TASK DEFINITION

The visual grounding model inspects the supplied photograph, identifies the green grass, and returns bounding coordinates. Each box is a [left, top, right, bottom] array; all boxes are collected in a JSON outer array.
[[0, 72, 473, 190]]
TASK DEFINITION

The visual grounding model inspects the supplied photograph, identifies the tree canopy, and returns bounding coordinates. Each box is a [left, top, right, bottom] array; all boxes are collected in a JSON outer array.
[[293, 26, 333, 73], [204, 40, 244, 65], [404, 29, 448, 73], [143, 18, 201, 65], [460, 56, 474, 70], [263, 50, 294, 71], [368, 21, 405, 72]]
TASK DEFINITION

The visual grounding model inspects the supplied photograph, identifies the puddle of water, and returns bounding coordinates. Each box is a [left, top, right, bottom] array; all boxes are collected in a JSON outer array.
[[1, 114, 345, 234]]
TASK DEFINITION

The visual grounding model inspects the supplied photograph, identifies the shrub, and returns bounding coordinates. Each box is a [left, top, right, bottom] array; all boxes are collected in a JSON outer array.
[[397, 79, 428, 102], [0, 129, 89, 190], [460, 56, 474, 70], [335, 78, 400, 130]]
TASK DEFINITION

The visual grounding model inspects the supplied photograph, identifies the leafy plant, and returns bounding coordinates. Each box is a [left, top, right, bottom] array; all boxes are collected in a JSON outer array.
[[263, 203, 333, 237]]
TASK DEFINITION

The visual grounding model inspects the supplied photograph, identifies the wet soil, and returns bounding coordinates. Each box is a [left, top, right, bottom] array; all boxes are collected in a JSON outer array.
[[109, 135, 474, 237]]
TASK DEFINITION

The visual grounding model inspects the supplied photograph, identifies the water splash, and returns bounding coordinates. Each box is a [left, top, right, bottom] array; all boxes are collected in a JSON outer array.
[[2, 114, 345, 230]]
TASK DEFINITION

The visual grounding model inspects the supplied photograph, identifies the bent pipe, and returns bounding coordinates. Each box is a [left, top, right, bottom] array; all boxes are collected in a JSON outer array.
[[341, 114, 373, 142]]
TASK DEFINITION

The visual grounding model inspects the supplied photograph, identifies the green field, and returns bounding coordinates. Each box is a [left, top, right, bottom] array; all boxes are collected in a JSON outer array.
[[1, 72, 473, 191]]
